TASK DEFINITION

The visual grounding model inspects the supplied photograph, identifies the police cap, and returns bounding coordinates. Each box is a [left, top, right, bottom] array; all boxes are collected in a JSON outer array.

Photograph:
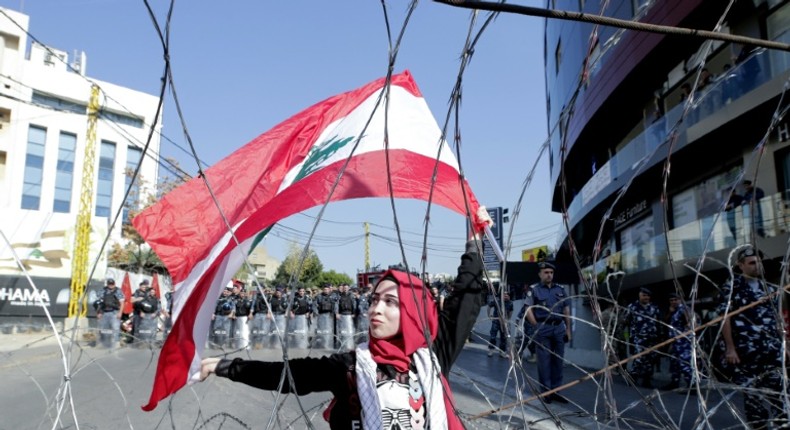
[[140, 279, 150, 286], [106, 278, 116, 285], [538, 261, 556, 271], [639, 287, 652, 296], [668, 292, 681, 299], [737, 246, 760, 262]]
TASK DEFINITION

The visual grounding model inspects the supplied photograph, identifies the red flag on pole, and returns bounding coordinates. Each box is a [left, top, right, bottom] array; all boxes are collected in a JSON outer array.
[[121, 272, 133, 315], [151, 273, 161, 299], [136, 71, 481, 411]]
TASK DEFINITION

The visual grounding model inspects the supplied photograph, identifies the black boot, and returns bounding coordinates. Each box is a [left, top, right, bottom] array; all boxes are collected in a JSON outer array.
[[661, 380, 679, 390], [640, 377, 653, 389]]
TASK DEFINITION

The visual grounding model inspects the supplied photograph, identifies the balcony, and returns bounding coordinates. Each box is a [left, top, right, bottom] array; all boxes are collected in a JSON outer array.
[[554, 42, 790, 234]]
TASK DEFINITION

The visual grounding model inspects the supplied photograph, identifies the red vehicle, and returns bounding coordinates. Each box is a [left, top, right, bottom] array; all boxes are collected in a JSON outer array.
[[356, 269, 387, 288]]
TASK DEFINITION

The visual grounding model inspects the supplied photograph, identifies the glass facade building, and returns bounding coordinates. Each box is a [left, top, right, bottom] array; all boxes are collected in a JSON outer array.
[[546, 0, 790, 302]]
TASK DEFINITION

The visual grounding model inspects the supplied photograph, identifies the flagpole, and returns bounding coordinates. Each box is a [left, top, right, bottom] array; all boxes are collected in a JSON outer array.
[[484, 225, 505, 262]]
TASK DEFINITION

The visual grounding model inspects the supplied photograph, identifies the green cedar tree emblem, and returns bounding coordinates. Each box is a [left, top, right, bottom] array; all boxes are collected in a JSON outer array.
[[292, 135, 355, 183]]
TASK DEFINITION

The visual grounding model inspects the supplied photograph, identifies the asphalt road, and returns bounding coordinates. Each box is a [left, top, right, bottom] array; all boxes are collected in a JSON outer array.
[[0, 334, 746, 430]]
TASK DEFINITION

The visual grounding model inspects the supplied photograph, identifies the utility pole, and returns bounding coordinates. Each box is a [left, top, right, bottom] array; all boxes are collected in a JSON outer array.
[[68, 85, 100, 318], [364, 222, 370, 271]]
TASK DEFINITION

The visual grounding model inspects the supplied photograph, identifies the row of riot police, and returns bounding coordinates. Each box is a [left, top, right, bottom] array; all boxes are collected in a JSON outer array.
[[210, 282, 372, 351], [312, 283, 371, 350]]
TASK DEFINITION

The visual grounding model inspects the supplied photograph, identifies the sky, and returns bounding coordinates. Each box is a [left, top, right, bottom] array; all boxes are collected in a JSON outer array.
[[4, 0, 561, 279]]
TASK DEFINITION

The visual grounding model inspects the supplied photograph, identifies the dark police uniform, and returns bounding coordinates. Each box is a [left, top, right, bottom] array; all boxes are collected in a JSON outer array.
[[233, 292, 253, 348], [314, 292, 335, 314], [337, 292, 356, 316], [527, 267, 570, 395], [625, 294, 660, 387], [132, 287, 160, 345], [250, 292, 270, 348], [95, 284, 125, 347], [488, 296, 513, 354], [213, 292, 236, 347], [289, 291, 312, 348], [313, 292, 336, 349], [267, 292, 288, 348], [336, 291, 357, 351], [666, 301, 694, 388], [718, 268, 784, 426]]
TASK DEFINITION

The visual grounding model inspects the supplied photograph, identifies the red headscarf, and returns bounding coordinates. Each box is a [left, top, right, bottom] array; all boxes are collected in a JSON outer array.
[[368, 269, 437, 371], [367, 269, 463, 429]]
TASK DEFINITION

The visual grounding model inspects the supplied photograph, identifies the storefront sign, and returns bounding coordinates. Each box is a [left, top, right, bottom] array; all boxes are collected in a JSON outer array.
[[614, 200, 648, 228]]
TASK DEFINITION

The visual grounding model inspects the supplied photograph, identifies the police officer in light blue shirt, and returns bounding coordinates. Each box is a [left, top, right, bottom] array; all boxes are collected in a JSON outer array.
[[525, 261, 571, 403]]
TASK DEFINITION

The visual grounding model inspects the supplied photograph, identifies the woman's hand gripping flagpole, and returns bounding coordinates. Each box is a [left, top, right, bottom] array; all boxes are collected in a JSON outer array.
[[470, 206, 502, 261]]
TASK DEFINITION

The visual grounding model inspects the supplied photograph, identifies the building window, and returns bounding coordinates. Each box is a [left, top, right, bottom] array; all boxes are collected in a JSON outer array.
[[123, 145, 143, 224], [31, 91, 86, 115], [53, 132, 77, 213], [99, 110, 144, 129], [619, 214, 655, 272], [22, 125, 46, 210], [555, 38, 562, 76], [95, 140, 116, 218]]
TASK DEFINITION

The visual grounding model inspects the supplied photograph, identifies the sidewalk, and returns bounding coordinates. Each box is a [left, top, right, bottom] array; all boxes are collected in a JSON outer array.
[[453, 342, 739, 429]]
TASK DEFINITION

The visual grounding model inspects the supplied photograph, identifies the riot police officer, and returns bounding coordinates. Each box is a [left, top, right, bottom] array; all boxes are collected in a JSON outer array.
[[313, 284, 336, 349], [94, 278, 125, 348], [249, 288, 270, 349], [335, 283, 357, 350], [663, 292, 694, 391], [233, 282, 252, 349], [625, 287, 660, 388], [720, 247, 785, 428], [267, 287, 289, 347], [525, 261, 571, 403], [212, 287, 236, 348], [289, 286, 311, 348], [487, 292, 513, 358], [130, 279, 160, 347]]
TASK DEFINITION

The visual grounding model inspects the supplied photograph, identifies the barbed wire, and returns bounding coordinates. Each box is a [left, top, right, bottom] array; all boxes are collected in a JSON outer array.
[[5, 1, 790, 429]]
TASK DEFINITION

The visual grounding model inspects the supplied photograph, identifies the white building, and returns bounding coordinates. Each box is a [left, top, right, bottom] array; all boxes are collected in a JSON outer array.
[[247, 245, 281, 283], [0, 8, 162, 281]]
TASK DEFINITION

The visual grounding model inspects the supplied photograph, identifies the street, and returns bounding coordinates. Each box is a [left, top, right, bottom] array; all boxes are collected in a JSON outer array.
[[0, 330, 747, 430]]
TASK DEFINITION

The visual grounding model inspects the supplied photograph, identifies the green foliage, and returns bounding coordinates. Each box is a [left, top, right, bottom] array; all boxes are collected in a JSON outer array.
[[317, 270, 353, 287], [107, 242, 166, 274], [274, 243, 324, 287]]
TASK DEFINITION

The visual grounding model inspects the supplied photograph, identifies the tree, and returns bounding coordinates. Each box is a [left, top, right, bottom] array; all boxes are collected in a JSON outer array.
[[274, 243, 323, 287], [317, 270, 353, 287], [107, 241, 166, 274]]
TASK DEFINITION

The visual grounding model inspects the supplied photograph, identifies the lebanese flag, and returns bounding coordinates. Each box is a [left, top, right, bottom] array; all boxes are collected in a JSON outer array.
[[136, 70, 480, 410], [120, 272, 133, 315]]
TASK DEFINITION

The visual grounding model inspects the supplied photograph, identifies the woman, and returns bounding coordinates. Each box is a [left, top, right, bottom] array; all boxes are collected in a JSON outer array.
[[199, 210, 491, 429]]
